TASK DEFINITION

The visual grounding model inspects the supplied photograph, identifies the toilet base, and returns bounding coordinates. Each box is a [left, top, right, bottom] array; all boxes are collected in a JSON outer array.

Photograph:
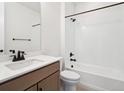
[[64, 84, 76, 91], [60, 70, 80, 91]]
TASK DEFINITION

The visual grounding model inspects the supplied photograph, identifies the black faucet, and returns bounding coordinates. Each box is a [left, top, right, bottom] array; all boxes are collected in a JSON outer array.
[[10, 50, 26, 62], [17, 51, 25, 60]]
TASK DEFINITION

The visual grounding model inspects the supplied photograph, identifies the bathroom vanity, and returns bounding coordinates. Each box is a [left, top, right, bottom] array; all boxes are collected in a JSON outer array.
[[0, 2, 62, 91], [0, 55, 61, 91]]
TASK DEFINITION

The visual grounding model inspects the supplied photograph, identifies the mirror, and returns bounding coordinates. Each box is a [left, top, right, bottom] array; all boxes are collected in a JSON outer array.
[[0, 2, 41, 55], [0, 3, 4, 55]]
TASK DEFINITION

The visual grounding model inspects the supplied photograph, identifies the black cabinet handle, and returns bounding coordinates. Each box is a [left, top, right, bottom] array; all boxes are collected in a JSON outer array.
[[39, 88, 42, 91]]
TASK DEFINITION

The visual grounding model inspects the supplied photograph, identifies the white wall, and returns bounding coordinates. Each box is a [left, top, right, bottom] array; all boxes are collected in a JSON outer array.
[[65, 2, 74, 16], [40, 2, 61, 57], [0, 3, 4, 54], [74, 2, 117, 14], [5, 3, 41, 54]]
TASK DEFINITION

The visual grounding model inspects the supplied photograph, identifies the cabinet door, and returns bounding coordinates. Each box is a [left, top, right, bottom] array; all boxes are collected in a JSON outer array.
[[25, 84, 37, 91], [38, 71, 60, 91]]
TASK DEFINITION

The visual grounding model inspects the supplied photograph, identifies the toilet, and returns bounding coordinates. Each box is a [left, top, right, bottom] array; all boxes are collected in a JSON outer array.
[[60, 70, 80, 91]]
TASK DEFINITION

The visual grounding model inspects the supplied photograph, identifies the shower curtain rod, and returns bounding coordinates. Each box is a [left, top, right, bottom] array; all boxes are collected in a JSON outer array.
[[65, 2, 124, 18]]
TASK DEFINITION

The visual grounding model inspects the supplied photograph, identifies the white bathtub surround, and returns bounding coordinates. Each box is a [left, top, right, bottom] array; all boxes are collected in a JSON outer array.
[[65, 2, 124, 74], [0, 55, 62, 84]]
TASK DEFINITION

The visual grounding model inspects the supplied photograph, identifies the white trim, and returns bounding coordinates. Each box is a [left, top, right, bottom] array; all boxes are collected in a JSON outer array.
[[60, 3, 65, 58]]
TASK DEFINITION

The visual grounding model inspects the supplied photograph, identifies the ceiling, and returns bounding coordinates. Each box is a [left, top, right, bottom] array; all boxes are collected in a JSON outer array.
[[19, 2, 41, 13]]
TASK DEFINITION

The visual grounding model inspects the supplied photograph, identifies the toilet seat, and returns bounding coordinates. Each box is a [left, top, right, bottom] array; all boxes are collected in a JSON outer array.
[[60, 70, 80, 81]]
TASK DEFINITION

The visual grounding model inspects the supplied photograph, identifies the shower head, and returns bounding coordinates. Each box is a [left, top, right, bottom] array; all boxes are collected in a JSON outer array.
[[70, 18, 76, 22]]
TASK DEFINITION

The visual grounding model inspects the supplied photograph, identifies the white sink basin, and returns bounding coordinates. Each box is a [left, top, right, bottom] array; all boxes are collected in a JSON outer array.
[[5, 59, 44, 70]]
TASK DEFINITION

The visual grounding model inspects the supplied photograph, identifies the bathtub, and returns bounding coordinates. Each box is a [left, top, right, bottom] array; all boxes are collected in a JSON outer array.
[[65, 62, 124, 91]]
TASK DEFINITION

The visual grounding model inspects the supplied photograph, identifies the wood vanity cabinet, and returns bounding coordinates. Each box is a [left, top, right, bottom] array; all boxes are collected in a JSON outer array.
[[26, 84, 37, 91], [0, 62, 60, 91], [37, 71, 59, 91]]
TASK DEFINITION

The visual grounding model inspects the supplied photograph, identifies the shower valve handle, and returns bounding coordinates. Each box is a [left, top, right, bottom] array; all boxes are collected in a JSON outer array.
[[70, 58, 76, 62], [70, 52, 74, 57]]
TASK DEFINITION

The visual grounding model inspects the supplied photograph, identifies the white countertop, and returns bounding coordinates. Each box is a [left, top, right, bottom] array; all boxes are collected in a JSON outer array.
[[0, 55, 62, 84]]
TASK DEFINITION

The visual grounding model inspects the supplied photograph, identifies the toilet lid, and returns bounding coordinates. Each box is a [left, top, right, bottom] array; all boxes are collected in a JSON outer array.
[[60, 70, 80, 81]]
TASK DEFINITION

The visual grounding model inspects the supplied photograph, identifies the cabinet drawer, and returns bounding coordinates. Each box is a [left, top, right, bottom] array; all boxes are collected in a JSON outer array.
[[38, 71, 60, 91], [0, 62, 59, 91]]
